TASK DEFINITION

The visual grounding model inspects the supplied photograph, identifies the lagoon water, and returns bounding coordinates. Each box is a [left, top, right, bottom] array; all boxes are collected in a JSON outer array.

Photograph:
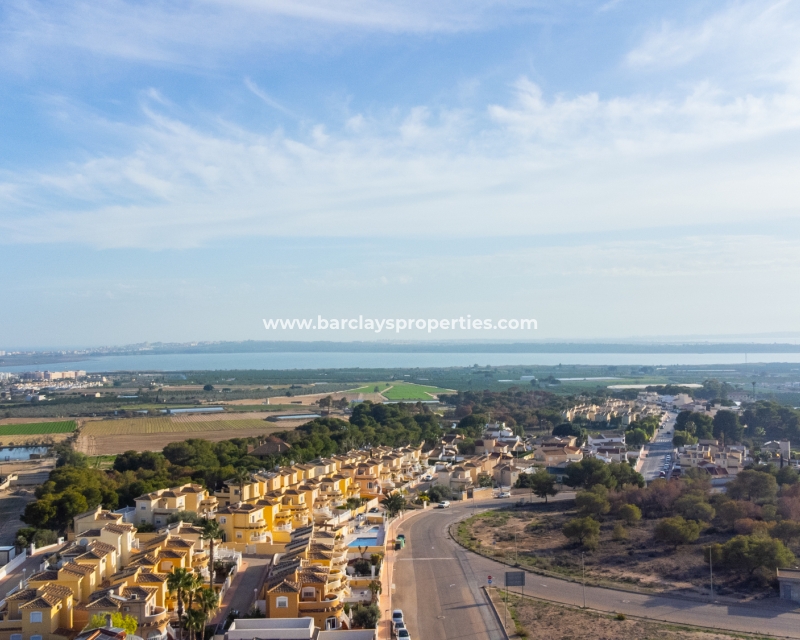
[[3, 352, 800, 373]]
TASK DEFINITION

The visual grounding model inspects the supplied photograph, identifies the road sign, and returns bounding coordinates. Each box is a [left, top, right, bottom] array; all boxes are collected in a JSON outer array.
[[505, 571, 525, 587], [487, 575, 493, 584]]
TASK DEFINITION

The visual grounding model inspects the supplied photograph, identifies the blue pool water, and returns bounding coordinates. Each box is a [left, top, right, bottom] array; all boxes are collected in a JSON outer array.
[[348, 537, 378, 547]]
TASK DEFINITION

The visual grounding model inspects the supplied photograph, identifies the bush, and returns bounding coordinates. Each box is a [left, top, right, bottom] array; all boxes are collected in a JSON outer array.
[[562, 516, 601, 548], [654, 516, 701, 548], [615, 613, 626, 621], [617, 503, 642, 526], [674, 494, 715, 522], [351, 604, 380, 629], [576, 486, 610, 517], [427, 484, 452, 503], [612, 523, 628, 541], [733, 518, 772, 536], [717, 534, 795, 576]]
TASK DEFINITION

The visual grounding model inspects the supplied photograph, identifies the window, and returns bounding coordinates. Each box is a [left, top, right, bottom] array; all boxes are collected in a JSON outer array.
[[326, 617, 337, 630], [140, 505, 147, 510], [30, 612, 43, 623], [31, 635, 43, 640], [10, 634, 22, 640], [236, 532, 242, 539], [302, 587, 316, 599], [275, 597, 288, 608], [220, 517, 227, 524]]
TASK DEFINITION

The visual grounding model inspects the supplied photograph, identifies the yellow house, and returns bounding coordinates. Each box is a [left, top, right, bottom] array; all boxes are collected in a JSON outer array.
[[74, 585, 170, 640], [0, 584, 74, 640], [215, 503, 270, 545], [107, 566, 169, 609]]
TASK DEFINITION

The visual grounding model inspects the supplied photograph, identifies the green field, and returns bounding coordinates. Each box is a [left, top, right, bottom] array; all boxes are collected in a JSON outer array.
[[353, 382, 454, 401], [0, 420, 77, 436]]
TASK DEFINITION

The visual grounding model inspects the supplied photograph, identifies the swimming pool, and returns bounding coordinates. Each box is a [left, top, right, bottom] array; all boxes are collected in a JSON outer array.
[[348, 536, 379, 547]]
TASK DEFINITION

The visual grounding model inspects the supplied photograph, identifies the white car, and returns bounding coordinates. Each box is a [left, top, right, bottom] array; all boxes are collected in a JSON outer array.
[[498, 491, 511, 498], [397, 630, 411, 640], [392, 610, 404, 625], [437, 501, 451, 509]]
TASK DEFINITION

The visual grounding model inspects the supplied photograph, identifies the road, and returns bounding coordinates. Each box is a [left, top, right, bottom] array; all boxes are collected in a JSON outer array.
[[640, 410, 676, 482], [391, 498, 800, 639]]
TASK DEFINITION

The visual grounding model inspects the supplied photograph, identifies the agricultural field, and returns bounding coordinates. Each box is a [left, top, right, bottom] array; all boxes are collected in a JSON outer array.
[[0, 420, 76, 436], [380, 382, 455, 401], [82, 416, 281, 435]]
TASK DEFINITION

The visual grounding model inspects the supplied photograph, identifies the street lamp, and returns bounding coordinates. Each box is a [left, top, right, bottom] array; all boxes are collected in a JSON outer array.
[[581, 552, 586, 609]]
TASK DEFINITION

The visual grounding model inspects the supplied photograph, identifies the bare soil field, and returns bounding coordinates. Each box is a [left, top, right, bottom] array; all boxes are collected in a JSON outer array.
[[461, 505, 778, 600], [75, 420, 306, 456], [0, 417, 76, 425], [488, 589, 776, 640]]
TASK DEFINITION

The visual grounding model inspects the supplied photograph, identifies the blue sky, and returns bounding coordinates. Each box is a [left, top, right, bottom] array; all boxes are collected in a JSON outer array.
[[2, 0, 800, 347]]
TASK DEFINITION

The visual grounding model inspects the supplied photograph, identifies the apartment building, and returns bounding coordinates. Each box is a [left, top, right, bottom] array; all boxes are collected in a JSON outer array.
[[134, 485, 217, 527]]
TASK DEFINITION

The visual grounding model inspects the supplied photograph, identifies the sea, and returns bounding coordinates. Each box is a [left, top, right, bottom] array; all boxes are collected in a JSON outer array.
[[2, 351, 800, 373]]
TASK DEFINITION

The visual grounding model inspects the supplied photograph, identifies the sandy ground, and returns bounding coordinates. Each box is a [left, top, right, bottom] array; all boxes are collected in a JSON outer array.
[[489, 589, 772, 640]]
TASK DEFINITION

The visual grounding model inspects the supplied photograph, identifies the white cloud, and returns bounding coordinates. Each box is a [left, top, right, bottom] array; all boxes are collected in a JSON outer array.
[[0, 0, 554, 69]]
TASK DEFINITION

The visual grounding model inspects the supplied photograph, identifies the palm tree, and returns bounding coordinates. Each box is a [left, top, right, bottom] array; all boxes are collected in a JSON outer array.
[[367, 579, 382, 604], [200, 519, 222, 592], [196, 586, 219, 635], [232, 468, 251, 504], [167, 568, 195, 640], [184, 609, 205, 640], [381, 491, 406, 518], [185, 572, 203, 618]]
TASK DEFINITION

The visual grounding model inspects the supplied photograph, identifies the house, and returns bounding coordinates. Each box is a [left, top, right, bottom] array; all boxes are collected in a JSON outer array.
[[135, 484, 217, 527], [0, 584, 74, 640], [250, 437, 292, 458]]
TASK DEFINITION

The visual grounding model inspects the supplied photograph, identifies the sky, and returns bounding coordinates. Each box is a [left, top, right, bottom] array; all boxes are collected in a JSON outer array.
[[2, 0, 800, 348]]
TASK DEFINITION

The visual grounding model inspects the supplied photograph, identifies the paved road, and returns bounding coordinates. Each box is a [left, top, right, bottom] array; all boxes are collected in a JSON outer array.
[[641, 411, 676, 482], [392, 499, 800, 639]]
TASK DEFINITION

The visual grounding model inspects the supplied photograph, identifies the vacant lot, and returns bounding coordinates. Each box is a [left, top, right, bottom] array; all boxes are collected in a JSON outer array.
[[0, 420, 76, 436], [76, 413, 309, 454], [459, 505, 775, 599], [488, 589, 777, 640], [0, 493, 35, 546]]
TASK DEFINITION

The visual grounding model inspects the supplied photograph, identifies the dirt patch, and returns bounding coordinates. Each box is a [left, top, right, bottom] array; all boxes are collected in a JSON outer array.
[[460, 506, 774, 599], [488, 589, 776, 640], [76, 425, 302, 455]]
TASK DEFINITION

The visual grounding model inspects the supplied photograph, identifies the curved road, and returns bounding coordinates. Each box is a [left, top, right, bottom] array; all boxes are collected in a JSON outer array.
[[391, 498, 800, 639]]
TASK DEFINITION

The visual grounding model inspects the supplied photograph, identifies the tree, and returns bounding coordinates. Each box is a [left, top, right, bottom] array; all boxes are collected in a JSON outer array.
[[618, 504, 642, 526], [232, 468, 251, 504], [654, 516, 701, 549], [674, 494, 716, 522], [478, 475, 494, 488], [351, 604, 380, 629], [381, 492, 406, 518], [576, 486, 610, 517], [713, 410, 743, 443], [776, 466, 799, 487], [718, 534, 795, 575], [562, 516, 601, 548], [167, 568, 196, 639], [529, 470, 558, 503], [203, 384, 214, 392], [368, 579, 382, 603], [201, 519, 222, 592], [672, 431, 698, 447], [727, 470, 778, 503], [552, 422, 584, 444], [427, 485, 452, 503], [87, 612, 138, 634], [184, 609, 205, 640], [771, 521, 800, 544], [612, 523, 628, 541]]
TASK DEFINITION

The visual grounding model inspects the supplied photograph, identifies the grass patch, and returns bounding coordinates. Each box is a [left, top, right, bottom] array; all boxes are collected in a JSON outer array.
[[0, 421, 76, 436]]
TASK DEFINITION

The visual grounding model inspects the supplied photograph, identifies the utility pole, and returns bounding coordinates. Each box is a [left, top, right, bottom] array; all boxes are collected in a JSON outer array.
[[581, 552, 586, 608], [710, 548, 714, 601], [515, 527, 518, 566]]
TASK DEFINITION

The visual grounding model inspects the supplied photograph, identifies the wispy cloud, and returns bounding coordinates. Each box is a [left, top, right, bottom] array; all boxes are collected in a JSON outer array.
[[244, 78, 296, 118]]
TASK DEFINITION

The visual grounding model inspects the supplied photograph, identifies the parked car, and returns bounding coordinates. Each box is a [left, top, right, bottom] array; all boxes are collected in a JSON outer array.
[[437, 501, 451, 509], [392, 610, 404, 625], [422, 474, 433, 481], [393, 621, 406, 637], [397, 534, 406, 543], [498, 491, 511, 499], [397, 630, 411, 639], [368, 507, 380, 513]]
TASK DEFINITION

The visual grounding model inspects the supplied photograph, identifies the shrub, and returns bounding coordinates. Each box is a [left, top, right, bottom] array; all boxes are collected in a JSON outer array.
[[674, 494, 715, 522], [576, 485, 611, 517], [654, 516, 701, 548], [717, 534, 795, 576], [612, 523, 628, 541], [618, 503, 642, 526], [562, 516, 601, 548]]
